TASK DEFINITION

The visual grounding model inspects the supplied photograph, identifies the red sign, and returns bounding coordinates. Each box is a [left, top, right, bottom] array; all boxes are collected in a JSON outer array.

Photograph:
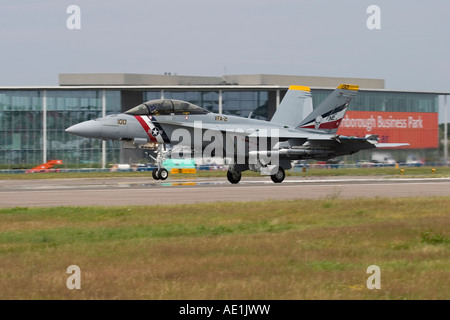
[[337, 111, 438, 149]]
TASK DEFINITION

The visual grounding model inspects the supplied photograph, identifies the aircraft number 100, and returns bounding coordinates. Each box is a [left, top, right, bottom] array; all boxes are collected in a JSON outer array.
[[117, 119, 127, 125]]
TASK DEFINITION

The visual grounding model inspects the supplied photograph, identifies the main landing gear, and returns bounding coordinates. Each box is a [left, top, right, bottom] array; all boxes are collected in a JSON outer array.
[[226, 169, 242, 184], [226, 166, 286, 184], [270, 167, 285, 183]]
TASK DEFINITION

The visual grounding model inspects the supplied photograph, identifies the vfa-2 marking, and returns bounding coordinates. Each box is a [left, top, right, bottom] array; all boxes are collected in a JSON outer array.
[[215, 116, 228, 122]]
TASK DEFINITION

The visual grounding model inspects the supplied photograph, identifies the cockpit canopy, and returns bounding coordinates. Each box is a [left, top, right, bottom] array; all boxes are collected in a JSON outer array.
[[124, 99, 210, 116]]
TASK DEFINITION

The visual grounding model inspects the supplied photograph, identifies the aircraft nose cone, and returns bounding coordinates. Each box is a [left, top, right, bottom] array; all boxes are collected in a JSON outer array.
[[65, 120, 102, 138]]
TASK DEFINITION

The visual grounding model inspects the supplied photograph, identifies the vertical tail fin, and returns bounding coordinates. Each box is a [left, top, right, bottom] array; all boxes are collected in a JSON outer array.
[[298, 84, 359, 134], [270, 85, 312, 127]]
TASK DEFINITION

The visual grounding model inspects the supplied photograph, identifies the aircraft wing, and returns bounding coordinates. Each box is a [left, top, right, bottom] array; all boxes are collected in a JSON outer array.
[[160, 120, 329, 140], [308, 135, 409, 151], [250, 128, 381, 157], [306, 135, 377, 153], [162, 120, 409, 152], [161, 120, 249, 133], [247, 128, 335, 140]]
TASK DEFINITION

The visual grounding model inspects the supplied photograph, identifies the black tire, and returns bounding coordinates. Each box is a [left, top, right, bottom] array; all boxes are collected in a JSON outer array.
[[158, 168, 169, 180], [152, 168, 160, 180], [227, 170, 241, 184], [271, 167, 285, 183]]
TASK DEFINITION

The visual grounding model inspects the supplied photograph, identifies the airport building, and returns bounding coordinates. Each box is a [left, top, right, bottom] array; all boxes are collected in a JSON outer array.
[[0, 73, 447, 168]]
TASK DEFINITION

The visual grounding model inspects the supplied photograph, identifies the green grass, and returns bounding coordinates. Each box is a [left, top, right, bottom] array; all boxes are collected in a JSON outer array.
[[421, 229, 449, 245], [1, 197, 449, 299], [1, 166, 449, 180]]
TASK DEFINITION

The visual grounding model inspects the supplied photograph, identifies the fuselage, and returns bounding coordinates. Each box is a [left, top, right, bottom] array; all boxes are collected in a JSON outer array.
[[66, 111, 296, 148]]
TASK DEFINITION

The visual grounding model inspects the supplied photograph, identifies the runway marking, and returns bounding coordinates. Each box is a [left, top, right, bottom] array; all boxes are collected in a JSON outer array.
[[1, 181, 450, 194], [1, 178, 449, 207]]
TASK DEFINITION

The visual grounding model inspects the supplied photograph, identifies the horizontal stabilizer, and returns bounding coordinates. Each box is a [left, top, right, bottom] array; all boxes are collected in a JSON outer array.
[[364, 134, 379, 141], [376, 143, 410, 148]]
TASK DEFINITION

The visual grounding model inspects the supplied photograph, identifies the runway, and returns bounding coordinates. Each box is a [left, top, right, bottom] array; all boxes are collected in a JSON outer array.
[[1, 176, 450, 208]]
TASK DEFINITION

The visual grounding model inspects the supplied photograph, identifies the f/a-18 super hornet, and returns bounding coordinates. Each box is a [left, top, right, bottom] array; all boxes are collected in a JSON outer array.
[[66, 84, 408, 183]]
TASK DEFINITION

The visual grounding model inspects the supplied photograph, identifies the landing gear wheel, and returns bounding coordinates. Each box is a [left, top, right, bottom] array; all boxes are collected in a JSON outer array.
[[227, 170, 241, 184], [271, 167, 285, 183], [158, 168, 169, 180], [152, 168, 160, 180]]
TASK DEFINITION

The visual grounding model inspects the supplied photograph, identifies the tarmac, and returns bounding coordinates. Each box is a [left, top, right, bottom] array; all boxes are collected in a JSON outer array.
[[1, 176, 450, 207]]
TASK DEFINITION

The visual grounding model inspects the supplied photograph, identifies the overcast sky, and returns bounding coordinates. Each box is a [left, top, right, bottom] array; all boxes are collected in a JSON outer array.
[[1, 0, 449, 120]]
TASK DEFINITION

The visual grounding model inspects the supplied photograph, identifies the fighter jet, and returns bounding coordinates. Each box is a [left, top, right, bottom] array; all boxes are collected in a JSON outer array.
[[66, 84, 408, 183]]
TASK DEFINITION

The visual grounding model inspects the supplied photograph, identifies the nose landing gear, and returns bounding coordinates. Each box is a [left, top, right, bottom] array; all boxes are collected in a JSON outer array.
[[152, 167, 169, 180], [148, 144, 171, 181]]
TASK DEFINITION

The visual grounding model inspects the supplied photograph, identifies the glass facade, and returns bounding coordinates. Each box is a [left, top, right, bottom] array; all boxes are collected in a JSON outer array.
[[163, 91, 219, 113], [144, 91, 220, 113], [0, 86, 442, 167], [47, 90, 102, 165], [46, 90, 121, 166], [312, 89, 438, 113], [0, 89, 121, 168], [0, 91, 43, 166], [222, 91, 269, 119], [144, 91, 162, 102], [145, 90, 269, 118]]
